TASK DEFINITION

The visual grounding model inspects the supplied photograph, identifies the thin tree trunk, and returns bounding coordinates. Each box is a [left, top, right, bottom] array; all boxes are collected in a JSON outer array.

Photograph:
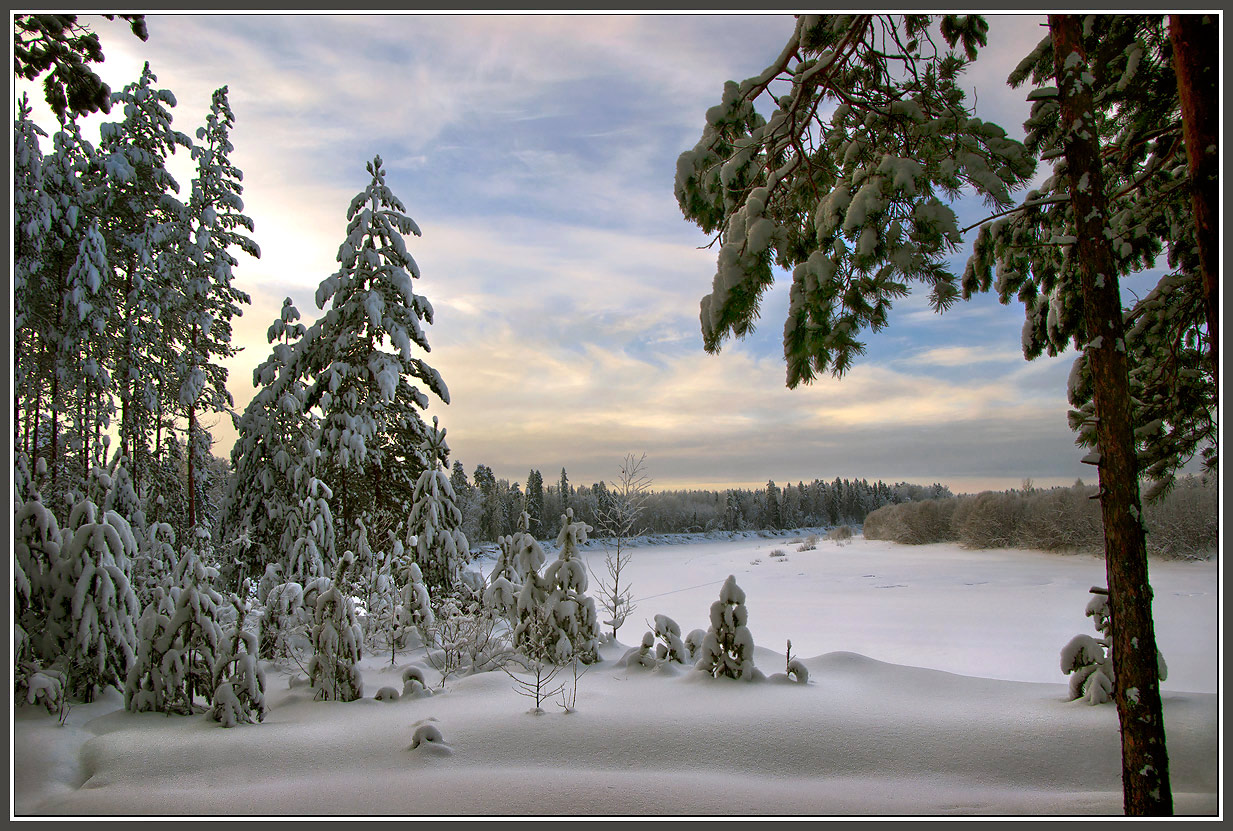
[[1050, 14, 1172, 816], [1169, 13, 1219, 388], [31, 377, 41, 473], [187, 403, 197, 530], [50, 370, 59, 488]]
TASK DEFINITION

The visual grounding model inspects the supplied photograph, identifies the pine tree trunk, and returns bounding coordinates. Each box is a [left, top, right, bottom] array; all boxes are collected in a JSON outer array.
[[1049, 14, 1172, 816], [1169, 13, 1220, 388]]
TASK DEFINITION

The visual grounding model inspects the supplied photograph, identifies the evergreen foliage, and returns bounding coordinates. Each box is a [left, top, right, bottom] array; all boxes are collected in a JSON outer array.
[[294, 154, 448, 539], [695, 575, 758, 681], [307, 552, 364, 702], [406, 418, 468, 594]]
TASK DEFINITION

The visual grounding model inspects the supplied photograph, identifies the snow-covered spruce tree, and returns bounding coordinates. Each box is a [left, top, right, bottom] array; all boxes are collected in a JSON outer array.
[[210, 596, 267, 727], [224, 297, 312, 584], [13, 100, 52, 382], [13, 97, 52, 472], [293, 154, 449, 542], [538, 509, 600, 665], [406, 417, 468, 595], [31, 113, 115, 502], [366, 537, 405, 660], [124, 581, 177, 713], [307, 551, 364, 702], [281, 467, 336, 587], [695, 575, 758, 681], [524, 470, 545, 536], [49, 498, 141, 700], [259, 580, 306, 661], [396, 560, 435, 648], [484, 531, 521, 620]]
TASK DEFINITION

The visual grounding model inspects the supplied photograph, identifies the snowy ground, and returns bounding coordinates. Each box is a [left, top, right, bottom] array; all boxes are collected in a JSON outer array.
[[12, 535, 1220, 817]]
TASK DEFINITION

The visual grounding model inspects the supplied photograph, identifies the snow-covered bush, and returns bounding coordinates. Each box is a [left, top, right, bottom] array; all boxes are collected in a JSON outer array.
[[684, 628, 707, 662], [307, 552, 364, 701], [21, 667, 68, 719], [695, 575, 759, 681], [1061, 589, 1167, 705], [786, 639, 809, 683], [424, 591, 511, 686], [619, 631, 659, 670]]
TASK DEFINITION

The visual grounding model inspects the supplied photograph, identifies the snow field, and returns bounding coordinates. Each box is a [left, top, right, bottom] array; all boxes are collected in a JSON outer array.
[[12, 535, 1219, 816]]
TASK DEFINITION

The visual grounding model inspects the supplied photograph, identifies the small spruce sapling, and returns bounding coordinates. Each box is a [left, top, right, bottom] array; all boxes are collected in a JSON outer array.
[[1061, 587, 1167, 705], [695, 575, 759, 681], [540, 508, 601, 664], [210, 596, 267, 727], [651, 614, 688, 664]]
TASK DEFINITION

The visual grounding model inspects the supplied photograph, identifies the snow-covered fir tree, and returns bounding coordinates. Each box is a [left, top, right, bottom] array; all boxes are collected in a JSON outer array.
[[651, 614, 688, 664], [224, 294, 319, 587], [695, 575, 758, 681], [291, 154, 449, 546], [281, 468, 336, 586], [37, 114, 115, 499], [13, 494, 64, 668], [396, 560, 435, 648], [406, 417, 468, 594]]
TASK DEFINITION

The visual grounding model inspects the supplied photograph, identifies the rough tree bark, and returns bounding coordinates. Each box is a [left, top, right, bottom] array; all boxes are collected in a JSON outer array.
[[1049, 14, 1173, 816], [1169, 13, 1220, 388]]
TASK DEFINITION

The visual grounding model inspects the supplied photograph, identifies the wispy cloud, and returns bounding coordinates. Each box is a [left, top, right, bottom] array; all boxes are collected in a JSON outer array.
[[31, 13, 1105, 495]]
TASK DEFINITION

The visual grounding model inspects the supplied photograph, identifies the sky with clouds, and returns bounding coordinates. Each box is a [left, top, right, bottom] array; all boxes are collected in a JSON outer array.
[[17, 13, 1161, 494]]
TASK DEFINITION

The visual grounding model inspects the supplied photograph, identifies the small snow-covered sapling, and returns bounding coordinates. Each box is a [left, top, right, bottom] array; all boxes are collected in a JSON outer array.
[[1060, 586, 1167, 705]]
